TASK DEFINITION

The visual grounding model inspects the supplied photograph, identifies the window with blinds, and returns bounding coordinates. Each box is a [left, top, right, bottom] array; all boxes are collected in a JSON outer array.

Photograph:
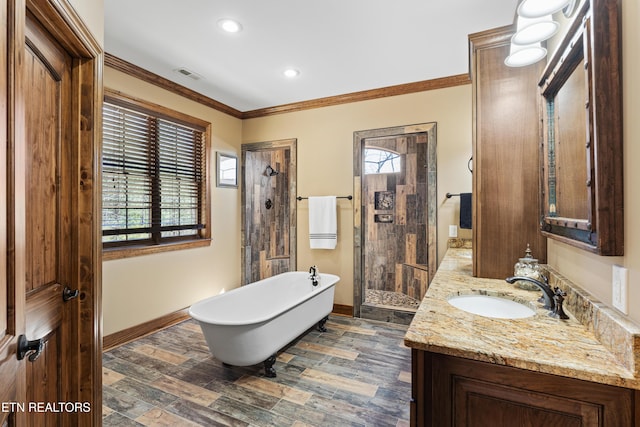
[[102, 92, 209, 251]]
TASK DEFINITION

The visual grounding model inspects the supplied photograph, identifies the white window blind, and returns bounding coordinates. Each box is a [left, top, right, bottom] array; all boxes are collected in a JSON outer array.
[[102, 100, 206, 246]]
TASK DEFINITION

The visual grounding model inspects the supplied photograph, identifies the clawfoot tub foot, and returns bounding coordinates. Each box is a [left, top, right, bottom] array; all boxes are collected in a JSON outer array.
[[264, 355, 277, 378], [318, 315, 329, 332]]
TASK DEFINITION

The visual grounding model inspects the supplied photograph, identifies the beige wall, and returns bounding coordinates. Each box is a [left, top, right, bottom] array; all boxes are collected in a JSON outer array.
[[242, 87, 473, 306], [68, 0, 104, 46], [547, 0, 640, 324], [102, 68, 243, 335]]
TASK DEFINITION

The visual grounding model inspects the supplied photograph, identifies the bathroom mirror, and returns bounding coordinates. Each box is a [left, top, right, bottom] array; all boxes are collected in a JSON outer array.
[[538, 0, 623, 255], [217, 152, 238, 188]]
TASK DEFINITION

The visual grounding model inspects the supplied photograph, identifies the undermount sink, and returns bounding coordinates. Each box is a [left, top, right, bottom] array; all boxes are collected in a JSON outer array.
[[448, 294, 535, 319]]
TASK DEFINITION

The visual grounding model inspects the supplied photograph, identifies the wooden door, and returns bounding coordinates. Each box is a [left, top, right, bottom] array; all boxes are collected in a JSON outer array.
[[0, 1, 23, 424], [22, 12, 74, 425], [1, 1, 102, 425]]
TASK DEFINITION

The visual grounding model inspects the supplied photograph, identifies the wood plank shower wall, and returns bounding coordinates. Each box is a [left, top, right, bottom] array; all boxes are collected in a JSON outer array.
[[363, 133, 429, 301], [244, 148, 291, 283]]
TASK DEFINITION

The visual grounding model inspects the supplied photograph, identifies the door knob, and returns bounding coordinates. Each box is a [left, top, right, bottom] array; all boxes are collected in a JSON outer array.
[[17, 335, 44, 362], [63, 286, 79, 301]]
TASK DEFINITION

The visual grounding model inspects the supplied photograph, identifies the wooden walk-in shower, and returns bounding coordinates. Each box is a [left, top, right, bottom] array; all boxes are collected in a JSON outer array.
[[354, 123, 437, 324], [241, 139, 297, 285]]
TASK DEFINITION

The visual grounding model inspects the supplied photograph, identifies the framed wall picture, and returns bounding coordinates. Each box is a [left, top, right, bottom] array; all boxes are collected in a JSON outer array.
[[217, 152, 238, 188]]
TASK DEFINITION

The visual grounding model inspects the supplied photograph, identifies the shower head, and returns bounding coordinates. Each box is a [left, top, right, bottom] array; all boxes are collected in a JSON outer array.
[[265, 165, 279, 176]]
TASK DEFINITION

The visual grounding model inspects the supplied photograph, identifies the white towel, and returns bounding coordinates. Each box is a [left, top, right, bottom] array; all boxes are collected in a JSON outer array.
[[309, 196, 337, 249]]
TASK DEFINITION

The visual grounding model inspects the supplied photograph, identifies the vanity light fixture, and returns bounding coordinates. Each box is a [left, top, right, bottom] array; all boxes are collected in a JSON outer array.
[[562, 0, 578, 17], [512, 14, 559, 45], [283, 68, 300, 78], [504, 42, 547, 67], [517, 0, 570, 18], [218, 18, 242, 33]]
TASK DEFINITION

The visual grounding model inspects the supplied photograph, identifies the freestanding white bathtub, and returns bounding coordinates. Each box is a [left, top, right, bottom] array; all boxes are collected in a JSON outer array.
[[189, 271, 339, 377]]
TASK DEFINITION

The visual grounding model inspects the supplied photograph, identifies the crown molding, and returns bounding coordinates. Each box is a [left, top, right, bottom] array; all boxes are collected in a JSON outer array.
[[243, 74, 471, 118], [105, 53, 471, 120], [105, 53, 244, 118]]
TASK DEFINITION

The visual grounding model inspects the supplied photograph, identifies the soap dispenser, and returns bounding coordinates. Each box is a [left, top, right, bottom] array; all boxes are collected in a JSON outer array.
[[513, 244, 542, 290]]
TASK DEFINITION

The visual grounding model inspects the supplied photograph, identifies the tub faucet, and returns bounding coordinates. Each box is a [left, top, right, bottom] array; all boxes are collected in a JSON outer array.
[[309, 265, 319, 286], [506, 275, 555, 310]]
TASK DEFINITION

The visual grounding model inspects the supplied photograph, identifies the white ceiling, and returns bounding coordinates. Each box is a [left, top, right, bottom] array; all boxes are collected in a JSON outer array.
[[105, 0, 518, 112]]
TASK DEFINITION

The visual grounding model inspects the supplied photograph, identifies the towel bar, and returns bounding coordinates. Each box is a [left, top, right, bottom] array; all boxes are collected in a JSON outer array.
[[296, 195, 352, 201]]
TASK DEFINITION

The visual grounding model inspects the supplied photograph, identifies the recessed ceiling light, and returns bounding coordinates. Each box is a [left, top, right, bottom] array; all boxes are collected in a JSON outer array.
[[283, 68, 300, 78], [218, 19, 242, 33]]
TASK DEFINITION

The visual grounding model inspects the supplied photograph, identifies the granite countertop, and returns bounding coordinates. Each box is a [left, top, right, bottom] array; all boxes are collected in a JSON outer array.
[[404, 248, 640, 390]]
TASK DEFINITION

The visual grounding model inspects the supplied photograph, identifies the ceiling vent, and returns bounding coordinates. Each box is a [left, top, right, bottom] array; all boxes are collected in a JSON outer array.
[[174, 68, 203, 81]]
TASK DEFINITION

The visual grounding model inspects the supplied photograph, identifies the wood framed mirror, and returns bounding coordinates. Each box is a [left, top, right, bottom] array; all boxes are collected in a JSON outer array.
[[538, 0, 623, 255]]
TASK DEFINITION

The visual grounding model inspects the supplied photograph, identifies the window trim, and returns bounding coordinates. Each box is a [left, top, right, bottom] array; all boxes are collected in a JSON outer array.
[[102, 88, 212, 260]]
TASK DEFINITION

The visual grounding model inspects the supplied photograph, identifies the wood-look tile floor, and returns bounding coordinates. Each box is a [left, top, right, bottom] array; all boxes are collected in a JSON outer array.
[[102, 316, 412, 427]]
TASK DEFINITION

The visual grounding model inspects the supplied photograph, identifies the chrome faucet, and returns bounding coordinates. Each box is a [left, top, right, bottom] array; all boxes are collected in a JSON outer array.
[[505, 275, 569, 319], [309, 265, 319, 286], [506, 276, 555, 310]]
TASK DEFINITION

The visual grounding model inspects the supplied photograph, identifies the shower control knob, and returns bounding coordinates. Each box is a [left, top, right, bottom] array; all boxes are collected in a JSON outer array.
[[63, 286, 80, 301]]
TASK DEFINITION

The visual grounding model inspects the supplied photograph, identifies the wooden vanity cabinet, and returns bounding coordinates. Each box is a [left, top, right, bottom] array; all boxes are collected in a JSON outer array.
[[469, 26, 547, 279], [411, 350, 639, 426]]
